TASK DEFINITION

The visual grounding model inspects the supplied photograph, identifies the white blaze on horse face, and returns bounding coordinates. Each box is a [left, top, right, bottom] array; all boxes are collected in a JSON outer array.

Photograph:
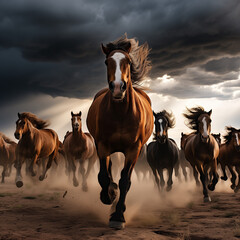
[[158, 119, 163, 136], [111, 52, 125, 84], [236, 133, 240, 146], [202, 117, 208, 138]]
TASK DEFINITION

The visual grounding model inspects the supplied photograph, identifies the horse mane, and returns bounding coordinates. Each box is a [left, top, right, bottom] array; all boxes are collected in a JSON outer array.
[[105, 33, 151, 85], [19, 112, 49, 129], [0, 132, 16, 144], [223, 126, 240, 144], [183, 106, 209, 132]]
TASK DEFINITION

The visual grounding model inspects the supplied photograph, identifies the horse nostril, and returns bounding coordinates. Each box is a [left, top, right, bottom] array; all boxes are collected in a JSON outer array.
[[121, 81, 127, 91], [109, 82, 114, 92]]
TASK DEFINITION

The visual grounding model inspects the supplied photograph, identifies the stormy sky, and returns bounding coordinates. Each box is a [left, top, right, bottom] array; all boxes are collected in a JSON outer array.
[[0, 0, 240, 143]]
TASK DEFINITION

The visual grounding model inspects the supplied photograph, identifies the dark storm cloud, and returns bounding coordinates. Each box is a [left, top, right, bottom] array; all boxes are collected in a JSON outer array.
[[0, 0, 240, 100]]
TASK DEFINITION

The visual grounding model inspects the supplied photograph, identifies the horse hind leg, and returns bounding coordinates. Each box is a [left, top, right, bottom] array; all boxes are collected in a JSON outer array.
[[233, 166, 240, 193], [79, 161, 87, 192], [1, 165, 6, 183], [39, 152, 55, 181]]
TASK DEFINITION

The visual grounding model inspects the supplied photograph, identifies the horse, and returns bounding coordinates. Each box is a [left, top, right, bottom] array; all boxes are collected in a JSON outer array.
[[63, 111, 97, 191], [212, 133, 221, 147], [14, 112, 59, 188], [218, 127, 240, 192], [134, 144, 151, 181], [0, 133, 17, 183], [147, 110, 179, 191], [183, 107, 219, 202], [86, 35, 153, 229]]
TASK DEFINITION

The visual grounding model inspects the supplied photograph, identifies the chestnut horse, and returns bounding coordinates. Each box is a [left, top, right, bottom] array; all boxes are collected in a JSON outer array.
[[14, 112, 59, 187], [63, 111, 97, 191], [87, 35, 153, 229], [183, 107, 219, 202], [147, 110, 179, 191], [0, 133, 17, 183], [218, 127, 240, 192]]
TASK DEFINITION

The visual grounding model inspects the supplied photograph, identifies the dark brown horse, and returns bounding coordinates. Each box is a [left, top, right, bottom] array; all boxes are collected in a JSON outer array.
[[63, 111, 97, 191], [147, 110, 179, 191], [87, 35, 153, 229], [218, 127, 240, 192], [183, 107, 219, 202], [14, 112, 59, 187], [0, 133, 17, 183]]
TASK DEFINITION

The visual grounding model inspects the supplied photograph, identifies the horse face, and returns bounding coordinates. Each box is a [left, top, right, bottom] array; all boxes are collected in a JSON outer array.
[[103, 48, 131, 101], [71, 112, 82, 132], [154, 116, 168, 144], [233, 131, 240, 152], [15, 118, 27, 140], [212, 133, 221, 146], [198, 114, 211, 143]]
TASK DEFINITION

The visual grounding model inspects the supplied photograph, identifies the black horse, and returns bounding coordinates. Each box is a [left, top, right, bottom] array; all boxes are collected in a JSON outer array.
[[147, 110, 179, 191]]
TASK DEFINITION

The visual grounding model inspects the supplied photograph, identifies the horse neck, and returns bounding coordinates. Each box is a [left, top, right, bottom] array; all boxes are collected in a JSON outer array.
[[23, 120, 36, 139]]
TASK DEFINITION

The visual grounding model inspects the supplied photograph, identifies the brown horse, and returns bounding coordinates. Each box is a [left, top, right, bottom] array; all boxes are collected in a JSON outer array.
[[86, 35, 153, 229], [0, 133, 17, 183], [218, 127, 240, 192], [14, 112, 59, 188], [63, 111, 97, 191], [183, 107, 219, 202]]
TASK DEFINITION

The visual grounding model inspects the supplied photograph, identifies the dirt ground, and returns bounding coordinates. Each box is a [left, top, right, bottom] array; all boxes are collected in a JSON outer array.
[[0, 167, 240, 240]]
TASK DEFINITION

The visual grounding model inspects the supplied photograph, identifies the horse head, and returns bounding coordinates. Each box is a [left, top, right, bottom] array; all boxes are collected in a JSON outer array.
[[14, 113, 29, 140], [180, 132, 189, 150], [153, 110, 175, 144], [101, 43, 132, 101], [212, 133, 221, 146], [198, 110, 212, 143], [229, 127, 240, 152], [71, 111, 82, 132]]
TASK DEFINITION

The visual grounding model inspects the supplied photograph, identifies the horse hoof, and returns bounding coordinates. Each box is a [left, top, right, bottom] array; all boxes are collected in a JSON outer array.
[[82, 185, 88, 192], [16, 181, 23, 188], [39, 175, 45, 181], [166, 185, 172, 192], [73, 180, 79, 187], [109, 221, 125, 230], [203, 196, 211, 203], [234, 188, 239, 193], [221, 176, 228, 181], [231, 184, 236, 190], [208, 184, 215, 191]]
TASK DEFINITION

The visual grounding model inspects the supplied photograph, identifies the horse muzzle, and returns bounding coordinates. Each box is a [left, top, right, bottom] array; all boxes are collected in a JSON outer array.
[[201, 135, 209, 143], [14, 132, 20, 140], [109, 81, 126, 101], [157, 135, 166, 144]]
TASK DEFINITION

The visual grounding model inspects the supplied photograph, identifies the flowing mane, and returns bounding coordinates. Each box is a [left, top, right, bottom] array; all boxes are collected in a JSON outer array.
[[183, 106, 209, 132], [223, 126, 240, 144], [0, 132, 15, 144], [19, 112, 49, 129], [153, 110, 175, 140], [104, 34, 151, 85]]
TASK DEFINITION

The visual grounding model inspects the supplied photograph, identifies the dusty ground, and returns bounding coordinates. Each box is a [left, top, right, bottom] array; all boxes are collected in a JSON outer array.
[[0, 168, 240, 240]]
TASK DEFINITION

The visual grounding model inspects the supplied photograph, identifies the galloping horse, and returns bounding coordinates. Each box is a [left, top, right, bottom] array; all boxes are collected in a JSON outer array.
[[218, 127, 240, 192], [0, 133, 17, 183], [87, 35, 153, 229], [63, 111, 97, 191], [147, 110, 179, 191], [14, 112, 59, 187], [183, 107, 219, 202]]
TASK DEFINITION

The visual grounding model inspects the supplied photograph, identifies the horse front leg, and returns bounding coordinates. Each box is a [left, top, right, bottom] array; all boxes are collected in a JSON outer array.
[[157, 168, 165, 190], [1, 165, 6, 183], [220, 162, 228, 181], [39, 151, 56, 181], [234, 166, 240, 193], [228, 165, 237, 190], [166, 167, 173, 192], [208, 159, 219, 191], [79, 160, 87, 192], [196, 163, 211, 202], [109, 143, 141, 229], [15, 154, 24, 188]]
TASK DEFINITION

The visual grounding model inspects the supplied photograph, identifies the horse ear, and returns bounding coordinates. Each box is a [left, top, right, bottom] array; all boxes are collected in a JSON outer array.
[[18, 112, 21, 118], [153, 111, 157, 117], [181, 132, 183, 137], [79, 111, 82, 117], [125, 41, 131, 54], [71, 111, 73, 117], [101, 44, 110, 55], [208, 109, 212, 116]]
